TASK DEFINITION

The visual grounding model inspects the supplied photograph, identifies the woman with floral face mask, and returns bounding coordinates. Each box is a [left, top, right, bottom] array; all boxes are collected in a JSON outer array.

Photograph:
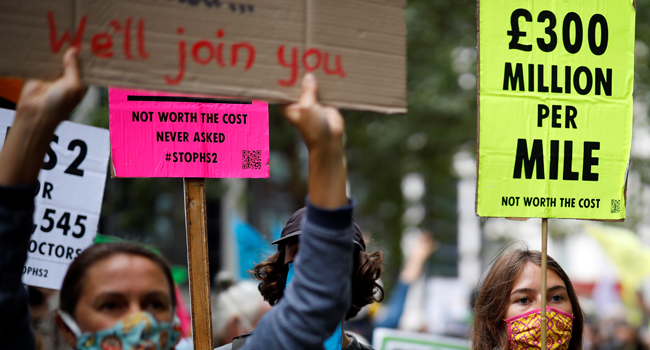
[[53, 243, 183, 350], [472, 248, 584, 350], [0, 48, 184, 350]]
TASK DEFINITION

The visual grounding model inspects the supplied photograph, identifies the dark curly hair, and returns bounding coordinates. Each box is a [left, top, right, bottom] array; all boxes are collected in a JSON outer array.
[[251, 243, 384, 320]]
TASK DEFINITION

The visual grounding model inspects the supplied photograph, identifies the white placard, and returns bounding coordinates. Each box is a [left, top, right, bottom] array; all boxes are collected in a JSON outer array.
[[372, 328, 470, 350], [0, 108, 110, 290]]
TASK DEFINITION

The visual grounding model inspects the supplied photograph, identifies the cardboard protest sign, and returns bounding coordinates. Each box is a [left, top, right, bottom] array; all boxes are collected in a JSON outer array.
[[477, 0, 635, 220], [372, 328, 470, 350], [109, 87, 269, 178], [0, 108, 110, 290], [0, 0, 406, 114]]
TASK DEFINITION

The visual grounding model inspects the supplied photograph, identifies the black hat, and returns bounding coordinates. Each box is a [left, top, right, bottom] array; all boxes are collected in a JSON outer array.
[[271, 207, 366, 251]]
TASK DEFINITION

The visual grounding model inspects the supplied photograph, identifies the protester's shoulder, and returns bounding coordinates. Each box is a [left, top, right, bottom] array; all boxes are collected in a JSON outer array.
[[215, 344, 233, 350]]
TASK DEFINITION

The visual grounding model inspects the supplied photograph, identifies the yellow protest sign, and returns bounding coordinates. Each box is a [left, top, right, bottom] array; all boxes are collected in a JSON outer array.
[[477, 0, 635, 220]]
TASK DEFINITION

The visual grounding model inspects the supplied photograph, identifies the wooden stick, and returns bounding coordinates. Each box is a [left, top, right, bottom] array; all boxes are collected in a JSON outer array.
[[541, 218, 548, 350], [184, 178, 213, 350]]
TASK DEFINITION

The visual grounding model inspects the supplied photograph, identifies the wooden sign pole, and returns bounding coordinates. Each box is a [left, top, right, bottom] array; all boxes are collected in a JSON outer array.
[[541, 218, 548, 350], [183, 178, 214, 350]]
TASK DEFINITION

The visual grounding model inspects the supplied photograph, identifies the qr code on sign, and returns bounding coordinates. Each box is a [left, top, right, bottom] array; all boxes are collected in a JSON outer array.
[[242, 150, 261, 170], [611, 199, 620, 214]]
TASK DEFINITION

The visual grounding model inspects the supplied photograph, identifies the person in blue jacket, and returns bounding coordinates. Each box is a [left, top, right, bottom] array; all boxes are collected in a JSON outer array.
[[0, 47, 356, 350]]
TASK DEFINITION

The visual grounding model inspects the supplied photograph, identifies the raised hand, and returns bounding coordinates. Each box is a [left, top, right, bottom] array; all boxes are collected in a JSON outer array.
[[0, 47, 86, 186], [400, 230, 438, 283], [280, 73, 344, 153], [280, 74, 347, 209], [410, 230, 438, 263], [18, 48, 85, 126]]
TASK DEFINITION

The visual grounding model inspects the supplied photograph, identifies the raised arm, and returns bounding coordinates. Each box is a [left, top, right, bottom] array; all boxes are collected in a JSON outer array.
[[374, 231, 437, 329], [0, 48, 85, 350], [239, 74, 353, 350]]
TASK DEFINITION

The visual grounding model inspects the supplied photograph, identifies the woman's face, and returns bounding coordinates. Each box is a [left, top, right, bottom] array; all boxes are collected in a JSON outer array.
[[505, 261, 573, 319], [61, 253, 173, 339]]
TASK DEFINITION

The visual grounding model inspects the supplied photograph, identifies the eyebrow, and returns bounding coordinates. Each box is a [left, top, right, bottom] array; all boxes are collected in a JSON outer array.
[[143, 291, 171, 300], [94, 292, 124, 300], [547, 285, 567, 293], [510, 285, 567, 296], [510, 288, 535, 296]]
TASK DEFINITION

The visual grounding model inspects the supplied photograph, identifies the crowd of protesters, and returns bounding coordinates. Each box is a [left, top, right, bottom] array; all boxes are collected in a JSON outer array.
[[1, 45, 648, 350]]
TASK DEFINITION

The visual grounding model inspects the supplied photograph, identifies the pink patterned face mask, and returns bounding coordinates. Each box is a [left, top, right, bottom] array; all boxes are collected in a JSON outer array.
[[506, 307, 574, 350]]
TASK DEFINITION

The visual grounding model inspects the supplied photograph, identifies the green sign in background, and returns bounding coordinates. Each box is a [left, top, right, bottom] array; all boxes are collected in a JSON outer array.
[[478, 0, 635, 219]]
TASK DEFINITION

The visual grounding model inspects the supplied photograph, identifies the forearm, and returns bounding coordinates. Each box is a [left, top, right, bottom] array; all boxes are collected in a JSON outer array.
[[373, 280, 410, 329], [400, 232, 435, 283], [0, 48, 84, 186], [307, 143, 347, 210], [0, 109, 60, 186]]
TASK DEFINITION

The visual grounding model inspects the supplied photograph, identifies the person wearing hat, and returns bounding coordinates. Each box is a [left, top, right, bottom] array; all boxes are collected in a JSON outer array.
[[216, 209, 384, 350], [217, 207, 384, 350], [245, 208, 384, 350]]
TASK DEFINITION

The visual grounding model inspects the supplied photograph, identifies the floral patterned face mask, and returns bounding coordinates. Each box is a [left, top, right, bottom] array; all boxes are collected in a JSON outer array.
[[506, 307, 574, 350], [58, 310, 182, 350]]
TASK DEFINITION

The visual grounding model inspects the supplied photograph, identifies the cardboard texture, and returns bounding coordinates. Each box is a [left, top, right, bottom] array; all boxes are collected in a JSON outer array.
[[109, 87, 270, 178], [0, 0, 406, 114], [477, 0, 635, 220], [0, 108, 110, 290]]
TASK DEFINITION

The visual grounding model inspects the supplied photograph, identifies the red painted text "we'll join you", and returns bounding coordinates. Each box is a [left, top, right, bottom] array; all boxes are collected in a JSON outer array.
[[47, 11, 347, 87]]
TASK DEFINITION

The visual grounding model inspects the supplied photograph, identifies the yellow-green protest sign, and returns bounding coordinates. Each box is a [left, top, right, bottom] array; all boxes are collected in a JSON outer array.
[[477, 0, 635, 220]]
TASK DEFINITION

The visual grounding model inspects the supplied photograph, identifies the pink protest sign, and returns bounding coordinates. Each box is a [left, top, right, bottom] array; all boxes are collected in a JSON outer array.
[[109, 88, 269, 178]]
